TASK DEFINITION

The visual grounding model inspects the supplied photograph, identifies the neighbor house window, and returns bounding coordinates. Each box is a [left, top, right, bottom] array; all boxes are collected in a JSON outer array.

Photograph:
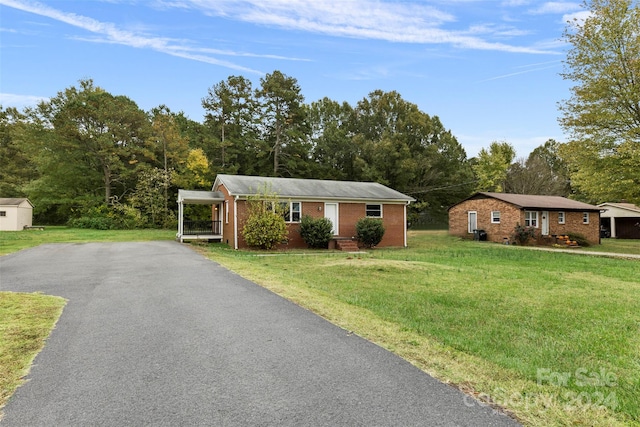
[[524, 211, 538, 227], [583, 212, 590, 224], [558, 211, 565, 224], [0, 211, 5, 217], [225, 202, 229, 224], [491, 211, 500, 223], [366, 204, 382, 217]]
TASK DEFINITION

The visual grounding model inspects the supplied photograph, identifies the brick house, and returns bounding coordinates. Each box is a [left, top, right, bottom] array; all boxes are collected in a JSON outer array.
[[177, 174, 415, 249], [448, 192, 601, 245]]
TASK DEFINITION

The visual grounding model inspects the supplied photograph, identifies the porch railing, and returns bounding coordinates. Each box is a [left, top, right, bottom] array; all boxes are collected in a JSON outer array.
[[183, 220, 222, 235]]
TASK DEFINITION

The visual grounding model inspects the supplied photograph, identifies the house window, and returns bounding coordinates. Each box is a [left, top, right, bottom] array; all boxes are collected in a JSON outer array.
[[524, 211, 538, 227], [558, 211, 565, 224], [0, 211, 5, 217], [366, 204, 382, 217], [583, 212, 589, 224], [280, 201, 301, 223], [491, 211, 500, 223], [225, 202, 229, 224]]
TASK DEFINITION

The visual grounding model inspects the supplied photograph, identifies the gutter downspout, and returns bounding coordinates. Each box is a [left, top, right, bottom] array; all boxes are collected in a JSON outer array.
[[234, 195, 239, 250], [404, 202, 408, 247]]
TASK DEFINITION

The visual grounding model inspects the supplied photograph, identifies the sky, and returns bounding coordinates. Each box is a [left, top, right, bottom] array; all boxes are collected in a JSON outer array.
[[0, 0, 590, 158]]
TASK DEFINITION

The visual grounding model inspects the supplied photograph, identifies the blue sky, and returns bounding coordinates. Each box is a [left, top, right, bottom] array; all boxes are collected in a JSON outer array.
[[0, 0, 589, 157]]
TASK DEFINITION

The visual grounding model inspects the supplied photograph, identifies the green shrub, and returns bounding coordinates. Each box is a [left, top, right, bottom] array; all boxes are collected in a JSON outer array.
[[299, 215, 333, 249], [567, 232, 591, 247], [511, 223, 536, 245], [67, 204, 145, 230], [355, 217, 385, 248], [243, 211, 287, 250]]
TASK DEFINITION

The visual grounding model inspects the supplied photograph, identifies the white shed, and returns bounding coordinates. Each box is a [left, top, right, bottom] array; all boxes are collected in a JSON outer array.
[[0, 198, 34, 231]]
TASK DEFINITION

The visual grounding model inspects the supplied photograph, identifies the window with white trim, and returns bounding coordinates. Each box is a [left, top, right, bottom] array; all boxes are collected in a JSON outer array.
[[583, 212, 589, 224], [491, 211, 500, 223], [0, 211, 6, 217], [524, 211, 538, 227], [280, 201, 301, 223], [558, 211, 565, 224], [225, 202, 229, 224], [365, 204, 382, 217]]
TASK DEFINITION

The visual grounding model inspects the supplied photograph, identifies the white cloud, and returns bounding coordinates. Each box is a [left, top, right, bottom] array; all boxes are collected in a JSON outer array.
[[530, 2, 581, 15], [0, 0, 277, 74], [0, 93, 49, 109], [171, 0, 557, 54]]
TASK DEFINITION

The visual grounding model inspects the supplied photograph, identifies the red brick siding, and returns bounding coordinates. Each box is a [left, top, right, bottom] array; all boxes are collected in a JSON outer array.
[[449, 199, 600, 245], [218, 194, 407, 249]]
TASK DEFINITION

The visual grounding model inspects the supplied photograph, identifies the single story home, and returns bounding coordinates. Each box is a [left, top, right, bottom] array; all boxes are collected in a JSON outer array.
[[177, 174, 415, 249], [448, 192, 601, 245], [0, 198, 34, 231], [598, 202, 640, 239]]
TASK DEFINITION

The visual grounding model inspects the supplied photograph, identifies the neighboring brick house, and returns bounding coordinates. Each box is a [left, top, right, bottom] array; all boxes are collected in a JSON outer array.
[[448, 192, 601, 245], [177, 174, 415, 249]]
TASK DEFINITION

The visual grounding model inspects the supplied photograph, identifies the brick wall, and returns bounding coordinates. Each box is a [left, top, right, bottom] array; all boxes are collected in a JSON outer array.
[[222, 195, 407, 249], [449, 198, 600, 245]]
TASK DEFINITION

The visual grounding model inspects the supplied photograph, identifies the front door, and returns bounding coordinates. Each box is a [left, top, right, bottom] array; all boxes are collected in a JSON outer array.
[[468, 211, 477, 234], [325, 203, 339, 235], [541, 211, 549, 236]]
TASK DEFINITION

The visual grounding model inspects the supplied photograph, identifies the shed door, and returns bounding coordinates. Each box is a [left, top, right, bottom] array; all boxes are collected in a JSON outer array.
[[325, 203, 339, 235], [541, 211, 549, 236], [468, 211, 477, 234]]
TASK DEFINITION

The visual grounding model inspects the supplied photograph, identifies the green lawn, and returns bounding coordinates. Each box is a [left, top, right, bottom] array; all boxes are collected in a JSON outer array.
[[199, 231, 640, 426], [1, 228, 638, 425], [0, 227, 175, 256], [584, 238, 640, 255], [0, 292, 66, 413]]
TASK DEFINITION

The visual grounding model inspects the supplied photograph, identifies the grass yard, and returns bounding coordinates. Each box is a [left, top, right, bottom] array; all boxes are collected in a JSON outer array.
[[0, 292, 66, 413], [0, 227, 175, 256], [584, 238, 640, 255], [199, 231, 640, 426]]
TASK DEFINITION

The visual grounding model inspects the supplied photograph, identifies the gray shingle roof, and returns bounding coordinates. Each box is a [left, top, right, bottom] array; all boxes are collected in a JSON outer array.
[[213, 175, 415, 202], [0, 198, 32, 206], [459, 192, 600, 211]]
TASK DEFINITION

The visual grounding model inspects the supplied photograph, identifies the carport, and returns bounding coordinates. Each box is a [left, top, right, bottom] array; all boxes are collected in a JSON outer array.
[[176, 189, 225, 242], [598, 202, 640, 239]]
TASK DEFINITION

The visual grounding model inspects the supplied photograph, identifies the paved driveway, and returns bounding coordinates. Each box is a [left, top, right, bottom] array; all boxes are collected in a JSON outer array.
[[0, 241, 519, 426]]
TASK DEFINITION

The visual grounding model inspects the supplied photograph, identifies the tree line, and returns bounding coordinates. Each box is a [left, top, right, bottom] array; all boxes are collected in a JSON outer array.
[[1, 0, 638, 228]]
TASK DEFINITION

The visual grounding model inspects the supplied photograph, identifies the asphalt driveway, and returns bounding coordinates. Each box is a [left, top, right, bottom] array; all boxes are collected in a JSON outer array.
[[0, 241, 519, 426]]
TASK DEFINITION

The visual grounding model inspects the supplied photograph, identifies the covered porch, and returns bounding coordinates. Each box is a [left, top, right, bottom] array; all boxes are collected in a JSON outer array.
[[177, 189, 225, 242]]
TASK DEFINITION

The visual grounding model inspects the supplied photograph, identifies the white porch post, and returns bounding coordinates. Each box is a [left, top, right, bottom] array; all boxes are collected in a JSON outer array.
[[610, 216, 617, 238], [178, 200, 184, 241]]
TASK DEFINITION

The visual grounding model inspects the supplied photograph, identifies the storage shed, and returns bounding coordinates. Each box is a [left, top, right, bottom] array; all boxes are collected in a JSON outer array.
[[0, 198, 34, 231]]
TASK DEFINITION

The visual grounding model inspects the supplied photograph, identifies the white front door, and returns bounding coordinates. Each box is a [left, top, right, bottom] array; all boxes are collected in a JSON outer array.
[[468, 211, 477, 233], [541, 211, 549, 236], [325, 203, 339, 235]]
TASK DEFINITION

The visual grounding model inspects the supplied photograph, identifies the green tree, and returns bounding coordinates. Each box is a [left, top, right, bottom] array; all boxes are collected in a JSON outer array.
[[472, 141, 516, 192], [306, 98, 355, 180], [202, 76, 258, 174], [256, 70, 310, 176], [505, 139, 570, 195], [0, 107, 38, 197], [559, 0, 640, 203], [27, 79, 152, 212]]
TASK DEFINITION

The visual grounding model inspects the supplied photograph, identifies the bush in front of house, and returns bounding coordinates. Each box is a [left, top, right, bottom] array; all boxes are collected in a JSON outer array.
[[299, 215, 333, 248], [511, 223, 536, 245], [242, 185, 288, 250], [567, 232, 591, 247], [243, 211, 287, 250], [355, 217, 385, 248]]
